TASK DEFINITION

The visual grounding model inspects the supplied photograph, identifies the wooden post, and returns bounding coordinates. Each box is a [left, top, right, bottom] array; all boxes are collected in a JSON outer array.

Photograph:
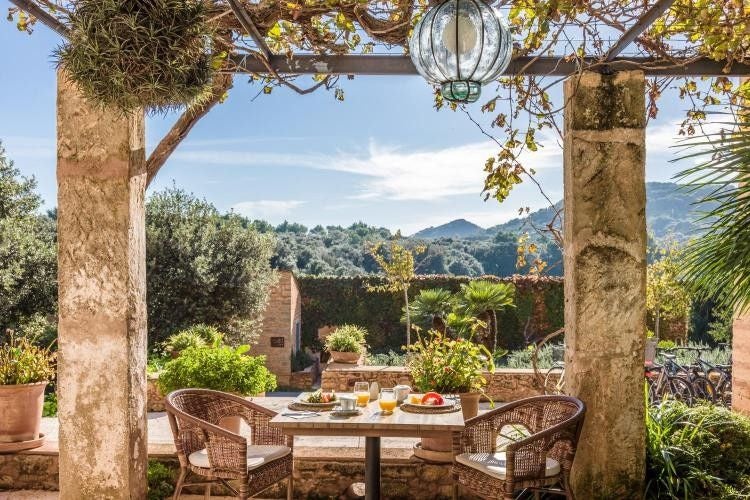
[[56, 69, 148, 499], [563, 70, 647, 498]]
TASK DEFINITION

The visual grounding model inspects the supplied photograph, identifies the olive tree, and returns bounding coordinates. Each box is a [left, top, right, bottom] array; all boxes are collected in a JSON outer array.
[[146, 188, 277, 346]]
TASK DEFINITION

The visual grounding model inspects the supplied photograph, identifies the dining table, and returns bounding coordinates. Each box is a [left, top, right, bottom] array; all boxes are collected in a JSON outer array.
[[269, 396, 466, 500]]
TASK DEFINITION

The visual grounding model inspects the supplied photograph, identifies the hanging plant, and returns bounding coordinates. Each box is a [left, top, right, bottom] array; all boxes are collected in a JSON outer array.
[[55, 0, 222, 113]]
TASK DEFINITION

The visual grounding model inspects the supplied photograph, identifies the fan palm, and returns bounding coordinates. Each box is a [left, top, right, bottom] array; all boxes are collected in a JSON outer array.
[[675, 109, 750, 314], [457, 280, 515, 352], [407, 288, 454, 333]]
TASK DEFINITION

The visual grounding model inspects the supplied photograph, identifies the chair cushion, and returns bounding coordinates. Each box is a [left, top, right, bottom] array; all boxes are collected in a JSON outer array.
[[455, 451, 561, 480], [189, 445, 291, 470]]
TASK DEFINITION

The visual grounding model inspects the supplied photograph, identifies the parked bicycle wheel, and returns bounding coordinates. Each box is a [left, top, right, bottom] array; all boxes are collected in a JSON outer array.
[[544, 364, 565, 395], [689, 375, 716, 403], [667, 377, 694, 405]]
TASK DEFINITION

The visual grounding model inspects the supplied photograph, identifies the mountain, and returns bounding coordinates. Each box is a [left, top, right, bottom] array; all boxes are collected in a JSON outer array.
[[416, 182, 716, 245], [412, 218, 486, 239]]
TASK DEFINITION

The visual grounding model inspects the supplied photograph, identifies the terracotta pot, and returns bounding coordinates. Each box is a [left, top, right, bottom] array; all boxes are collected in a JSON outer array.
[[459, 392, 481, 421], [0, 382, 47, 443], [416, 436, 453, 463], [328, 351, 361, 364]]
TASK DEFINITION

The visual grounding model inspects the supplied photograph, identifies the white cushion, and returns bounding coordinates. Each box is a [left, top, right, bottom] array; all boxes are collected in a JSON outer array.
[[455, 451, 561, 480], [189, 445, 291, 470]]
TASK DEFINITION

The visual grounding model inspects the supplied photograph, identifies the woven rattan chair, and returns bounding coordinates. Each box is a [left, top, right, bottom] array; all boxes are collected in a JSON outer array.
[[452, 395, 585, 500], [165, 389, 293, 500]]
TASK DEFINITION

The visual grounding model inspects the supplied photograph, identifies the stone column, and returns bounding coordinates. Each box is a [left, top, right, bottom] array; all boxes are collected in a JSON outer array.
[[733, 76, 750, 416], [56, 69, 148, 499], [563, 70, 647, 498]]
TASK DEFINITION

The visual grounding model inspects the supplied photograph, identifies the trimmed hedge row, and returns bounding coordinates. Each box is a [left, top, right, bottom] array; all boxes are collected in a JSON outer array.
[[297, 274, 564, 352]]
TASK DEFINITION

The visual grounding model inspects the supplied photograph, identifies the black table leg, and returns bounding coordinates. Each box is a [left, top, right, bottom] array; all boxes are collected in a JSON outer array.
[[365, 436, 381, 500]]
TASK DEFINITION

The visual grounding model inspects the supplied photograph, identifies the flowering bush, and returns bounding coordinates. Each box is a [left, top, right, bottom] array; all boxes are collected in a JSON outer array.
[[406, 329, 494, 394]]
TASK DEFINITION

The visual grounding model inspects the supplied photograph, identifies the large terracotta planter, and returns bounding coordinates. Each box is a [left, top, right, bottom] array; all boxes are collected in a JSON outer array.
[[0, 382, 46, 443], [459, 392, 481, 421], [328, 351, 362, 364]]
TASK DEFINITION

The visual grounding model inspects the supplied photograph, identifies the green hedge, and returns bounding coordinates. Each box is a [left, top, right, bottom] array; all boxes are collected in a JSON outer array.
[[297, 274, 563, 352]]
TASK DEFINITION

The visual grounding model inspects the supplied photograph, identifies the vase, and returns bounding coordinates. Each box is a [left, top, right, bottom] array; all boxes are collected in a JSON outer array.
[[0, 382, 47, 448], [459, 392, 481, 421], [328, 351, 362, 364]]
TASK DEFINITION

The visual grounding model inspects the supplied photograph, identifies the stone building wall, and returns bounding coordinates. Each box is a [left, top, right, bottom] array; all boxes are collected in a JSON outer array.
[[254, 271, 302, 386]]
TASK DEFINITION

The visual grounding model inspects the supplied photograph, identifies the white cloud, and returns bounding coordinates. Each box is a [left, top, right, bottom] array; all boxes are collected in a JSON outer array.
[[231, 200, 306, 221], [171, 137, 562, 202]]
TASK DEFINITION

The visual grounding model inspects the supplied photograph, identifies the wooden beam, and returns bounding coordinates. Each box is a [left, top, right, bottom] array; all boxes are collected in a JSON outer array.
[[229, 54, 750, 77], [227, 0, 273, 60], [8, 0, 68, 37], [605, 0, 676, 61]]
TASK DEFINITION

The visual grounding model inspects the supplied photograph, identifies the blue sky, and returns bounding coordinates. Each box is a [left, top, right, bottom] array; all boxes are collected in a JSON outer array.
[[0, 2, 700, 234]]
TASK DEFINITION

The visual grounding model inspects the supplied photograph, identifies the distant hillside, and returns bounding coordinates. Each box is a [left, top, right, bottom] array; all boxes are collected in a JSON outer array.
[[418, 182, 714, 245], [412, 218, 485, 239]]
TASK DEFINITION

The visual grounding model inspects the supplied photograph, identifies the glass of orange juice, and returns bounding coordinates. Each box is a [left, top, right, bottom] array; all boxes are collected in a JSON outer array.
[[379, 388, 397, 415], [354, 382, 370, 406]]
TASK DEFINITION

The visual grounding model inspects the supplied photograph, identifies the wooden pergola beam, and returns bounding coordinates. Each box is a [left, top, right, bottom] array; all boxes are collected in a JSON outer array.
[[230, 54, 750, 77], [605, 0, 676, 61], [227, 0, 273, 60], [8, 0, 68, 37]]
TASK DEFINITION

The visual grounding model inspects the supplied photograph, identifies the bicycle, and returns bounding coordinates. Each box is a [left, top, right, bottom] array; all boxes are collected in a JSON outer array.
[[665, 346, 717, 404], [645, 353, 694, 406]]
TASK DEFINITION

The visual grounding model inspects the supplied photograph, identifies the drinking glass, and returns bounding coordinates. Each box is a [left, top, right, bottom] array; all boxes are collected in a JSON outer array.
[[379, 388, 397, 415], [354, 381, 370, 406]]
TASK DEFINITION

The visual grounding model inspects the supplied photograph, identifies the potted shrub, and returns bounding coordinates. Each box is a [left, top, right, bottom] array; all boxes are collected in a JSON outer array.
[[0, 333, 55, 449], [162, 324, 223, 358], [406, 328, 494, 462], [158, 344, 277, 432], [324, 325, 367, 364], [406, 328, 494, 419]]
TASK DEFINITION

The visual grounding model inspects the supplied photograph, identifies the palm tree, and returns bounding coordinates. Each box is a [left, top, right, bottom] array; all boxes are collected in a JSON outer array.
[[407, 288, 454, 333], [675, 109, 750, 314], [457, 280, 515, 353]]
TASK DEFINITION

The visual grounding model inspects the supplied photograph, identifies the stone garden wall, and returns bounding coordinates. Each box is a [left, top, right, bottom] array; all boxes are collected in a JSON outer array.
[[321, 364, 550, 401]]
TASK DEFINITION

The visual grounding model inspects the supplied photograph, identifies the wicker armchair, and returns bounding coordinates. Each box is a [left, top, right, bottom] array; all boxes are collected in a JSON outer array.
[[452, 395, 585, 500], [165, 389, 293, 500]]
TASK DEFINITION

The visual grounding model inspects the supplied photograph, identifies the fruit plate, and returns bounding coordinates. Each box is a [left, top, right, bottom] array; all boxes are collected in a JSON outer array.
[[405, 395, 457, 408]]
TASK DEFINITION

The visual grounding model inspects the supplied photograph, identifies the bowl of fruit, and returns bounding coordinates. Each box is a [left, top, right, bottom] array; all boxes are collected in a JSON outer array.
[[290, 389, 339, 411]]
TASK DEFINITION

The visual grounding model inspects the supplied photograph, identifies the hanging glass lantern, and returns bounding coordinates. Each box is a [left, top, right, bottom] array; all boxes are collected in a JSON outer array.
[[409, 0, 513, 103]]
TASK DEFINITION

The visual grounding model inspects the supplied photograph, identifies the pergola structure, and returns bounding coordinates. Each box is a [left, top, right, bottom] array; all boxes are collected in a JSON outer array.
[[7, 0, 750, 498]]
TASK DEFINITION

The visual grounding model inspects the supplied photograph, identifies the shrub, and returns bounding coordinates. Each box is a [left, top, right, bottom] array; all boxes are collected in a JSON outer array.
[[146, 188, 276, 347], [500, 344, 556, 369], [0, 333, 55, 385], [162, 330, 207, 356], [366, 350, 406, 367], [43, 393, 58, 417], [646, 401, 750, 499], [324, 325, 367, 354], [147, 460, 175, 500], [158, 345, 276, 396]]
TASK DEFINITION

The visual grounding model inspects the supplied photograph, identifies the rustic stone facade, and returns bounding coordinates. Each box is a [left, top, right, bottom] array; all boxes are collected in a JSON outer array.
[[56, 70, 148, 499], [255, 271, 302, 386], [734, 313, 750, 415], [322, 365, 552, 401], [563, 70, 647, 498]]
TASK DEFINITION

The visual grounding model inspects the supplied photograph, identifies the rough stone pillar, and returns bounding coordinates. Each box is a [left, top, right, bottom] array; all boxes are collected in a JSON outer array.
[[735, 314, 750, 415], [563, 70, 647, 498], [56, 69, 148, 499]]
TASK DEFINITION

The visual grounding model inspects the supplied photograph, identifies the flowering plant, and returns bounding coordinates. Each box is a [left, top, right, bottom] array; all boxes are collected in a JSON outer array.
[[406, 328, 494, 394]]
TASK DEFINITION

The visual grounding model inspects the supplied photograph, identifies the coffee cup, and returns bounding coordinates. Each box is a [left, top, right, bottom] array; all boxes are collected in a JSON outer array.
[[339, 395, 357, 411]]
